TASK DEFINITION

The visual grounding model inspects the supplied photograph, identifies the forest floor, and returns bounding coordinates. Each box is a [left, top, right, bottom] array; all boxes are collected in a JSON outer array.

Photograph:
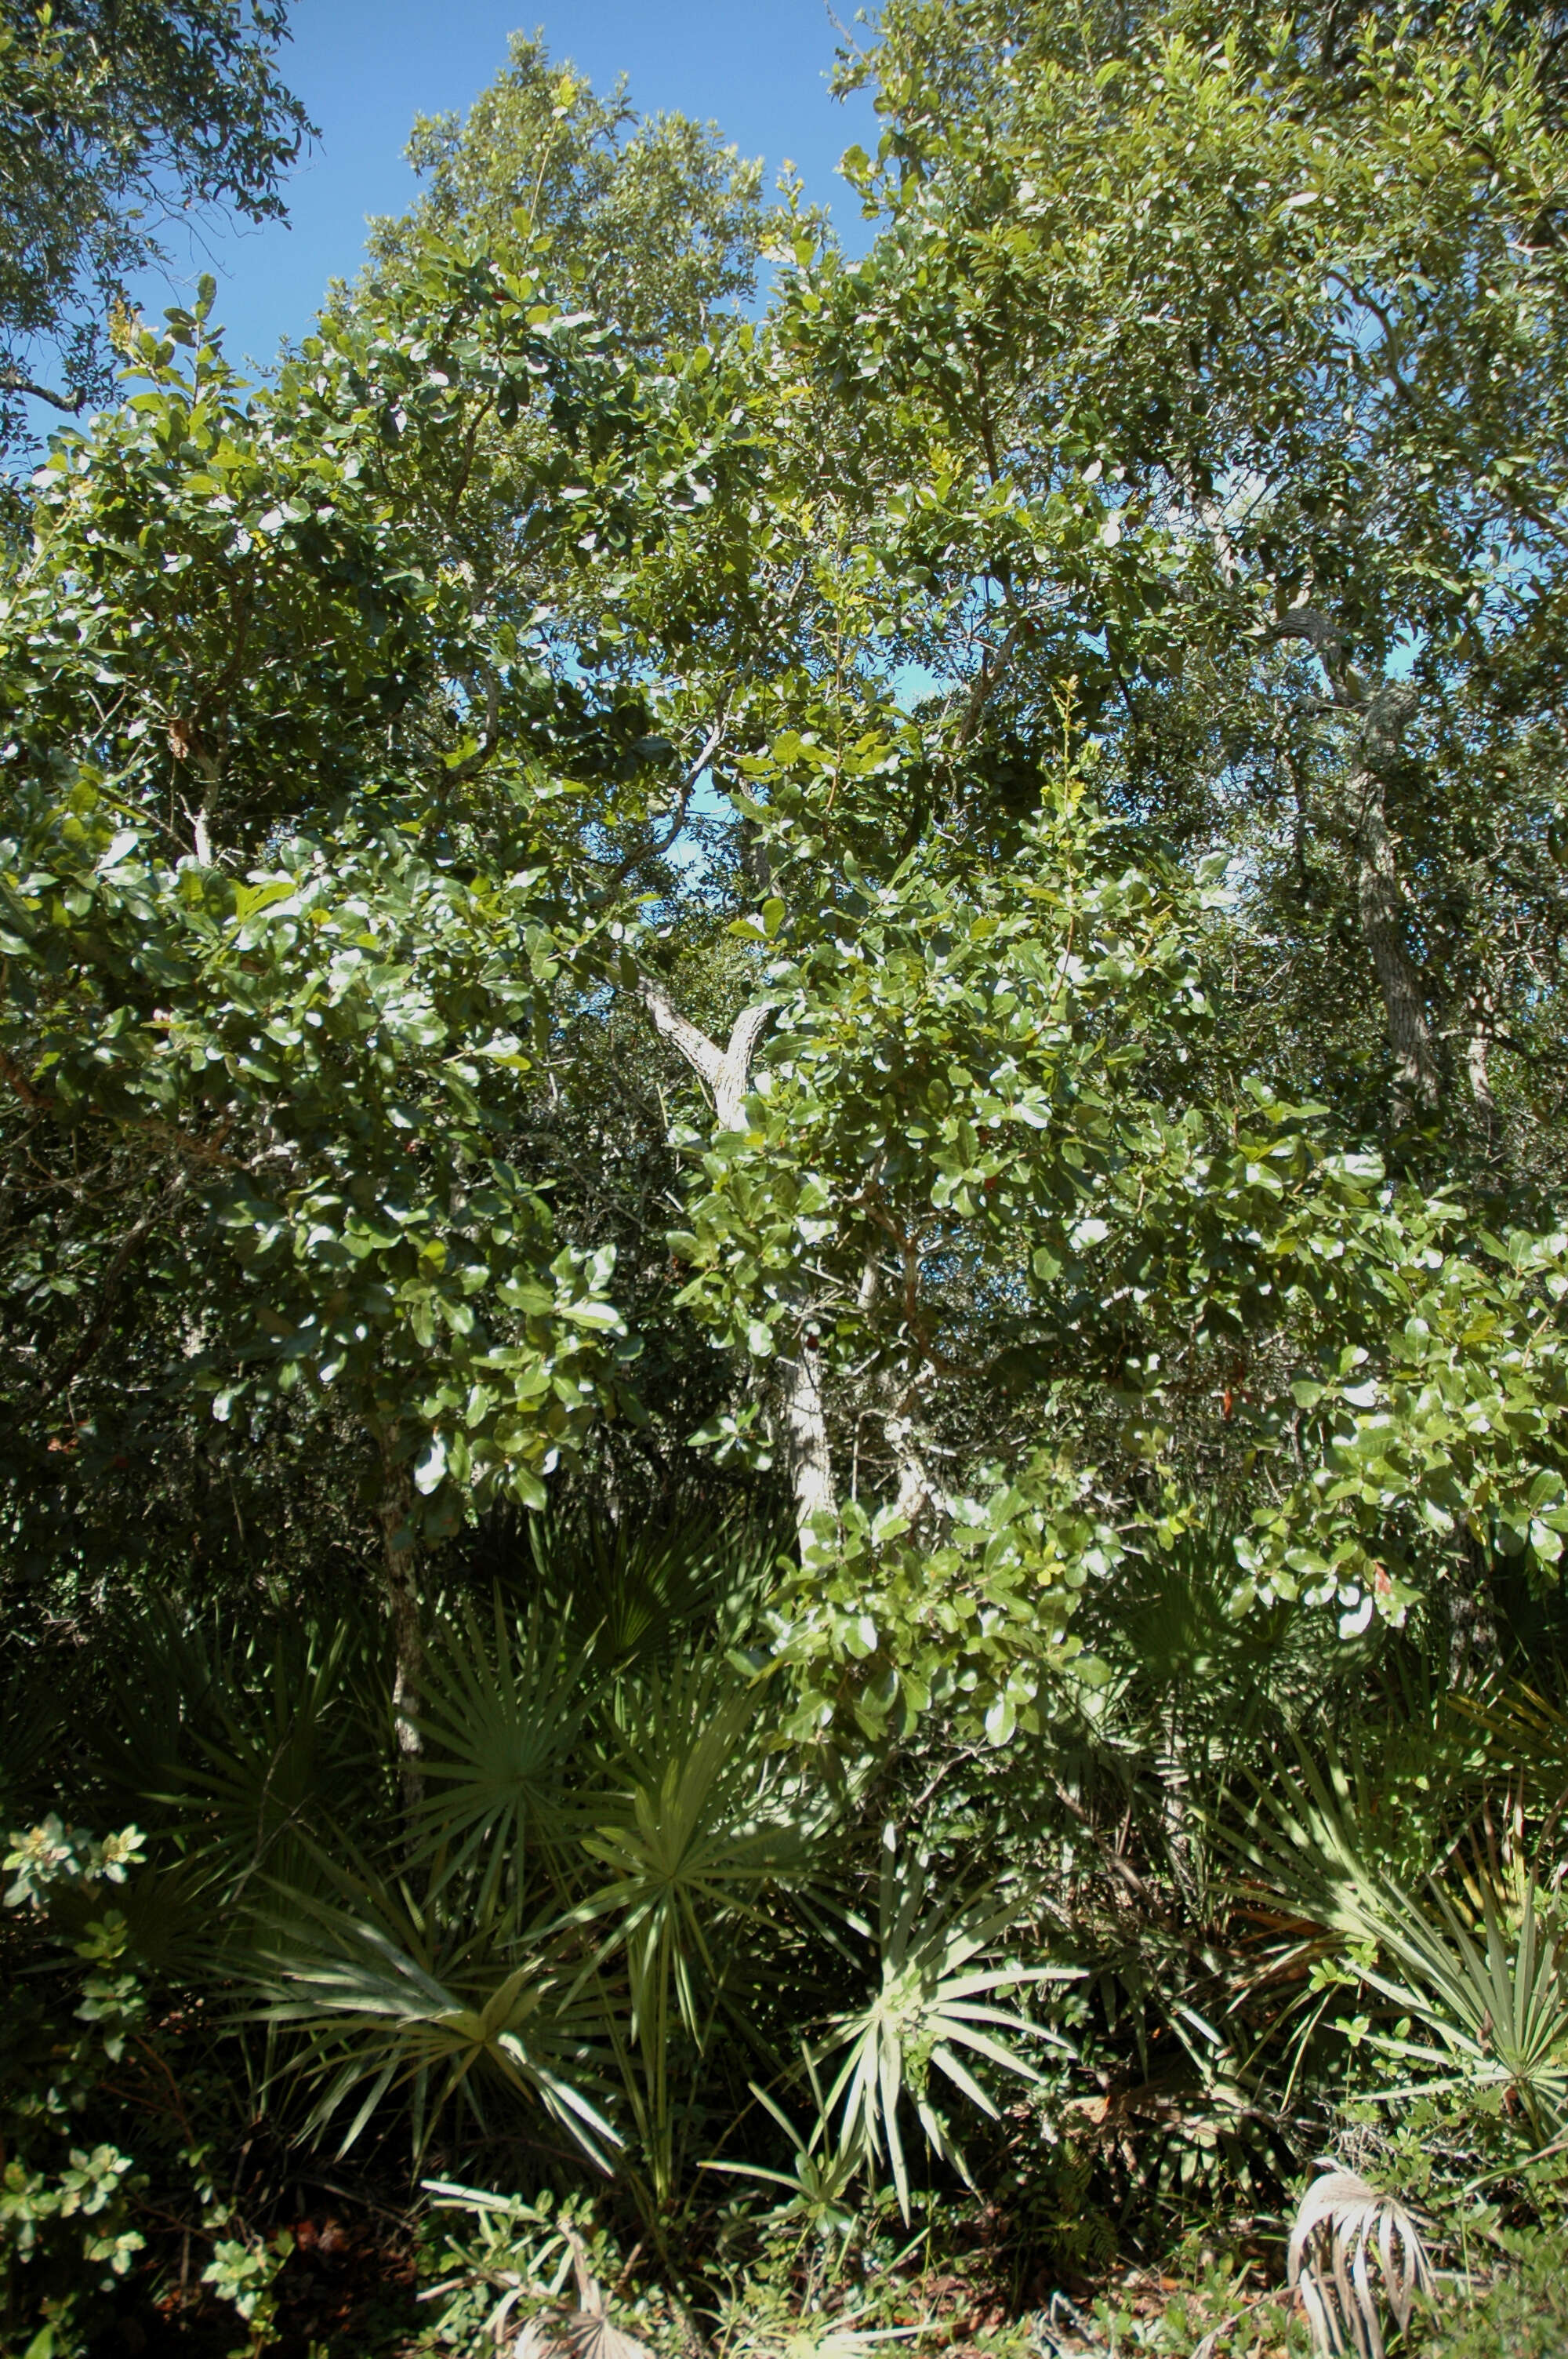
[[113, 2201, 1568, 2359]]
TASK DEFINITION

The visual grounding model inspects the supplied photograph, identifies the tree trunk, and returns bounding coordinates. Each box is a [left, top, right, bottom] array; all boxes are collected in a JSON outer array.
[[1348, 693, 1440, 1128], [778, 1345, 836, 1535], [1274, 618, 1441, 1132], [375, 1441, 424, 1821], [1466, 1023, 1496, 1121], [1459, 973, 1498, 1123], [885, 1412, 944, 1528]]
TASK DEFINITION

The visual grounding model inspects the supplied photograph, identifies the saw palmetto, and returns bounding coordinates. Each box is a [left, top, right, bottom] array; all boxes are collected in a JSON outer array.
[[817, 1822, 1080, 2219]]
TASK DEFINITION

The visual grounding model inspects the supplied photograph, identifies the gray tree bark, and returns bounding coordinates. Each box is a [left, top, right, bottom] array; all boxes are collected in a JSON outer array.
[[1348, 685, 1440, 1127], [375, 1436, 424, 1821], [779, 1339, 837, 1529], [1457, 973, 1498, 1122]]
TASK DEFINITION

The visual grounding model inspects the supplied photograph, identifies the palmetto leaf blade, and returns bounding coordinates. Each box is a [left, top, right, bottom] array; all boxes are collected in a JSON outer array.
[[818, 1824, 1073, 2220], [936, 2020, 1054, 2079], [928, 2042, 1001, 2115]]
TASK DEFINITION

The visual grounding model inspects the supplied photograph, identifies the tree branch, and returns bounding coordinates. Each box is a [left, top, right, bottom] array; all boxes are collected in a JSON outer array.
[[0, 368, 85, 416], [635, 974, 771, 1132], [955, 617, 1022, 748], [636, 976, 726, 1097], [635, 973, 833, 1529], [0, 1045, 53, 1111], [443, 669, 502, 785], [716, 1001, 771, 1129], [1272, 609, 1440, 1123], [601, 716, 727, 885]]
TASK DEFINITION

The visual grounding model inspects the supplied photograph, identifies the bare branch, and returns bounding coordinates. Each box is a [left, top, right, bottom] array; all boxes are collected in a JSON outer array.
[[1169, 454, 1240, 586], [679, 716, 726, 802], [955, 616, 1022, 748], [0, 368, 85, 416], [597, 715, 728, 885], [636, 976, 771, 1132], [46, 1176, 189, 1398], [0, 1045, 53, 1112], [1269, 612, 1440, 1123], [1272, 605, 1352, 680]]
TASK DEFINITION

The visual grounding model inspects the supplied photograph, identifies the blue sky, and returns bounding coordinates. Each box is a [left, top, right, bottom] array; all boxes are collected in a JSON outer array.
[[141, 0, 880, 373]]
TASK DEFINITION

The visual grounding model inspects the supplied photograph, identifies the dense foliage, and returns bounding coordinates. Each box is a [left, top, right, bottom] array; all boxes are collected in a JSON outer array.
[[3, 2, 1568, 2354], [0, 0, 311, 453]]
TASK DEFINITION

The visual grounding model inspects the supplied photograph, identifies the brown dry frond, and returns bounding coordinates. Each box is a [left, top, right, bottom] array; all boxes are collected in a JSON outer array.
[[1287, 2168, 1434, 2358]]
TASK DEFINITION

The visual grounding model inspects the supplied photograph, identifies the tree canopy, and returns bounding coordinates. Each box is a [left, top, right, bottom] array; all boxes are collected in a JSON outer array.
[[5, 8, 1568, 2354], [365, 30, 771, 352], [0, 0, 310, 449]]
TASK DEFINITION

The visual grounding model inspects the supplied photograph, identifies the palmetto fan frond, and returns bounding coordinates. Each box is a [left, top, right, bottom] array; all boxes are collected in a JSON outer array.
[[524, 1498, 785, 1671], [89, 1601, 382, 1934], [1355, 1873, 1568, 2141], [257, 1871, 619, 2168], [1450, 1678, 1568, 1820], [582, 1660, 817, 1991], [818, 1823, 1080, 2220], [422, 2194, 655, 2359], [702, 2048, 868, 2237], [413, 1594, 594, 1898], [1232, 1741, 1568, 2139], [568, 1655, 822, 2202]]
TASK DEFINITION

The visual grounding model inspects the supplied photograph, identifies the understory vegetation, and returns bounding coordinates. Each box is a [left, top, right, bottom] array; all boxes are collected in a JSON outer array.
[[5, 0, 1568, 2353]]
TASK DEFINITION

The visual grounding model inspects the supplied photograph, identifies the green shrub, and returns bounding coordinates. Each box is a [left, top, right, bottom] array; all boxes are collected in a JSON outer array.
[[0, 1819, 150, 2358], [1420, 2226, 1568, 2357]]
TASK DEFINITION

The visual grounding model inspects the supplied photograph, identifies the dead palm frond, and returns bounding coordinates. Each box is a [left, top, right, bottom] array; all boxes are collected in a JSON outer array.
[[554, 2225, 652, 2359], [1287, 2168, 1433, 2359]]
